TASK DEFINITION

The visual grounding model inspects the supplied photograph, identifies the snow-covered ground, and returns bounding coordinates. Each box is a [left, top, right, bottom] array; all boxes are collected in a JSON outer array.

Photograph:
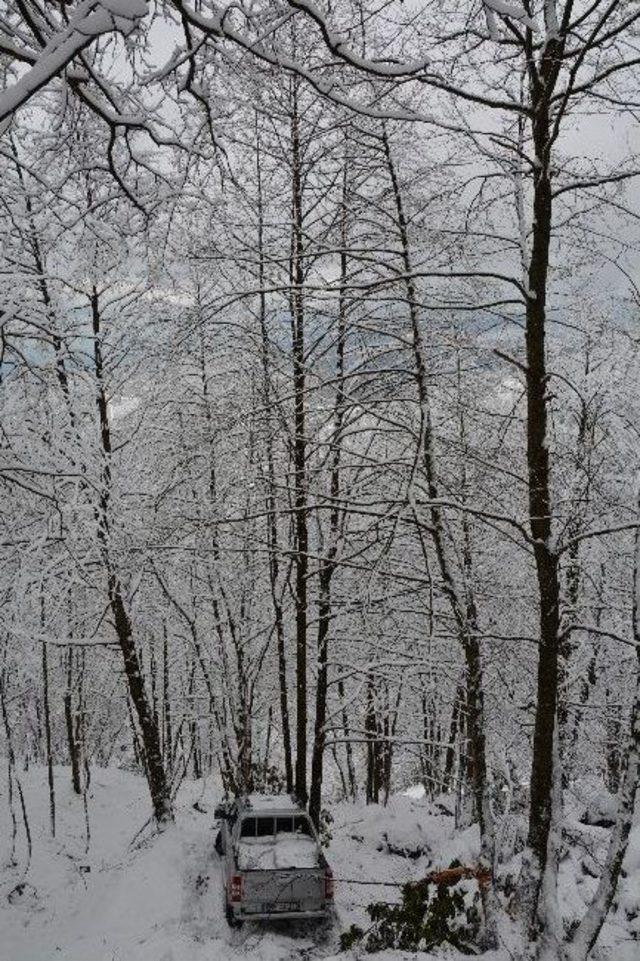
[[0, 767, 489, 961], [0, 767, 637, 961]]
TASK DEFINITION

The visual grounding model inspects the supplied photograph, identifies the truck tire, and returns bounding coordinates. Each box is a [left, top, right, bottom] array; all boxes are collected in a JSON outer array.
[[225, 903, 243, 928], [215, 830, 224, 855], [315, 910, 334, 941]]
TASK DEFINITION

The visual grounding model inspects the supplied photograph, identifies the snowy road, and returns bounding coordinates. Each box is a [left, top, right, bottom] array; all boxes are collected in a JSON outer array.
[[0, 769, 344, 961]]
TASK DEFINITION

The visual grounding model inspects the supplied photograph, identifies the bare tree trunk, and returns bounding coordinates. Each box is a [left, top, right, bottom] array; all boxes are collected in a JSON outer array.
[[444, 684, 465, 792], [381, 130, 496, 936], [309, 567, 331, 827], [1, 652, 19, 864], [91, 287, 171, 824], [520, 45, 565, 937], [338, 677, 356, 799], [40, 592, 56, 837], [255, 113, 294, 792], [365, 676, 383, 804], [126, 691, 142, 768], [162, 622, 173, 775], [309, 150, 349, 826], [289, 75, 309, 805], [64, 649, 82, 795]]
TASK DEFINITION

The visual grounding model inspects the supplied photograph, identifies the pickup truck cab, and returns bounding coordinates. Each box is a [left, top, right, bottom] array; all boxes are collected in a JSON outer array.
[[215, 793, 333, 926]]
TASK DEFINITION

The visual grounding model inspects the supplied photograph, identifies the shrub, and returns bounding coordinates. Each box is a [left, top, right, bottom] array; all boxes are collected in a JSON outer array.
[[340, 860, 482, 954]]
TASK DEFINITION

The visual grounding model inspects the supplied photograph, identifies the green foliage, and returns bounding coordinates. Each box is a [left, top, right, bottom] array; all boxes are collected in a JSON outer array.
[[340, 924, 365, 951], [341, 861, 482, 954]]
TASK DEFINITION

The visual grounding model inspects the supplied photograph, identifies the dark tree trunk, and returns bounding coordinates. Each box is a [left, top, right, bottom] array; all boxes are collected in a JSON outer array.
[[0, 661, 19, 863], [162, 623, 173, 774], [365, 676, 382, 804], [444, 684, 465, 791], [309, 569, 331, 828], [338, 677, 356, 799], [523, 60, 563, 930], [289, 77, 309, 805], [41, 630, 56, 838], [255, 113, 294, 792], [91, 287, 171, 824], [110, 576, 172, 821], [64, 649, 82, 795], [309, 150, 348, 827]]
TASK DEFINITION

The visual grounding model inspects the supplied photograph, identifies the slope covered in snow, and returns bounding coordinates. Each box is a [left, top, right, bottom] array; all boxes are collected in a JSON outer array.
[[0, 768, 487, 961], [0, 768, 638, 960]]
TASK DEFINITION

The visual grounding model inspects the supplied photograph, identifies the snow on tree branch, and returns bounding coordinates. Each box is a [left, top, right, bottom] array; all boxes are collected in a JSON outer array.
[[283, 0, 430, 75], [483, 0, 537, 31], [0, 1, 148, 123]]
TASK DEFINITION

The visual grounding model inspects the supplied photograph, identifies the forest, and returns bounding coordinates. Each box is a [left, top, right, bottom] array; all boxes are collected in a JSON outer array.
[[1, 3, 640, 960]]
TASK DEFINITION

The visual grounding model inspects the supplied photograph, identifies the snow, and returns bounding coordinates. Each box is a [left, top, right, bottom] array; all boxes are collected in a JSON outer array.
[[242, 793, 301, 813], [483, 1, 536, 30], [574, 778, 618, 827], [237, 835, 319, 871], [0, 2, 148, 123], [281, 1, 430, 76], [2, 769, 638, 961], [0, 769, 481, 961], [336, 793, 462, 862], [401, 783, 426, 800], [108, 394, 141, 422], [550, 780, 640, 961]]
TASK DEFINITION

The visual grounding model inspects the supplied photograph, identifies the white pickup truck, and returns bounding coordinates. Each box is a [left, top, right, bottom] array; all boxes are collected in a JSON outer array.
[[214, 793, 334, 927]]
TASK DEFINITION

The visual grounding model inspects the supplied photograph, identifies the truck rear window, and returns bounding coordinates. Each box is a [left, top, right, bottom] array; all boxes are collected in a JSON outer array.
[[277, 816, 312, 836], [240, 816, 274, 838], [239, 814, 314, 838]]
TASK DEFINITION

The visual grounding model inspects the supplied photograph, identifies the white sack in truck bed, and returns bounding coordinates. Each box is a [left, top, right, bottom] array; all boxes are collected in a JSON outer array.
[[237, 834, 320, 871]]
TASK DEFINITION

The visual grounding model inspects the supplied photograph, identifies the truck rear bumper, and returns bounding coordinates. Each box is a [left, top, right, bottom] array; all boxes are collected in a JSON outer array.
[[236, 908, 329, 921]]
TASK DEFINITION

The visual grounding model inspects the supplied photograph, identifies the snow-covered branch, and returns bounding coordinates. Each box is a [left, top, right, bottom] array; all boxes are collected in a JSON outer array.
[[0, 1, 148, 123]]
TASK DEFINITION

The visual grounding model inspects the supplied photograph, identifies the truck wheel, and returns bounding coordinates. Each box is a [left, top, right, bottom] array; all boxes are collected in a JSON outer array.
[[215, 830, 224, 855], [316, 911, 334, 941], [225, 904, 242, 929]]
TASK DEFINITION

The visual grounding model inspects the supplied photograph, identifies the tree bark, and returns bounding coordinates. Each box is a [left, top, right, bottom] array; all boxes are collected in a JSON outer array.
[[521, 43, 564, 933], [64, 649, 82, 795], [40, 592, 56, 838], [289, 76, 309, 805], [255, 112, 293, 792], [91, 286, 171, 824], [309, 567, 331, 827], [309, 149, 348, 826]]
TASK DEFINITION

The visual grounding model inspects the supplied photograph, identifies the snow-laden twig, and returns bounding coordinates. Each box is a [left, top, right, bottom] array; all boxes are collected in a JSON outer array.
[[0, 2, 148, 123], [483, 1, 536, 31]]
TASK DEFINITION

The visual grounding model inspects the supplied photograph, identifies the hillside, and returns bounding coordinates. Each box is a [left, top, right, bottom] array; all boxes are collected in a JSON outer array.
[[1, 768, 638, 961]]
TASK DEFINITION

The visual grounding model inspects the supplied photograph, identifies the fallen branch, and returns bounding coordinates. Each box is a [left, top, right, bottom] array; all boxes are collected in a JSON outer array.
[[336, 865, 492, 889]]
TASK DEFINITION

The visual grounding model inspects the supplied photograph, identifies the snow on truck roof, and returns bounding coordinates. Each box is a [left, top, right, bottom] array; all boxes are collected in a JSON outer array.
[[240, 793, 304, 813]]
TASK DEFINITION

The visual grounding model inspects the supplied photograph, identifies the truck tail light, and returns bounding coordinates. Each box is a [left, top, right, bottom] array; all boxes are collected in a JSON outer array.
[[229, 874, 243, 902], [324, 868, 334, 900]]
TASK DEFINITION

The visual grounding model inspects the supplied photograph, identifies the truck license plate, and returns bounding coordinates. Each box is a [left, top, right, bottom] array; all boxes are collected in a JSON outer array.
[[265, 901, 300, 912]]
